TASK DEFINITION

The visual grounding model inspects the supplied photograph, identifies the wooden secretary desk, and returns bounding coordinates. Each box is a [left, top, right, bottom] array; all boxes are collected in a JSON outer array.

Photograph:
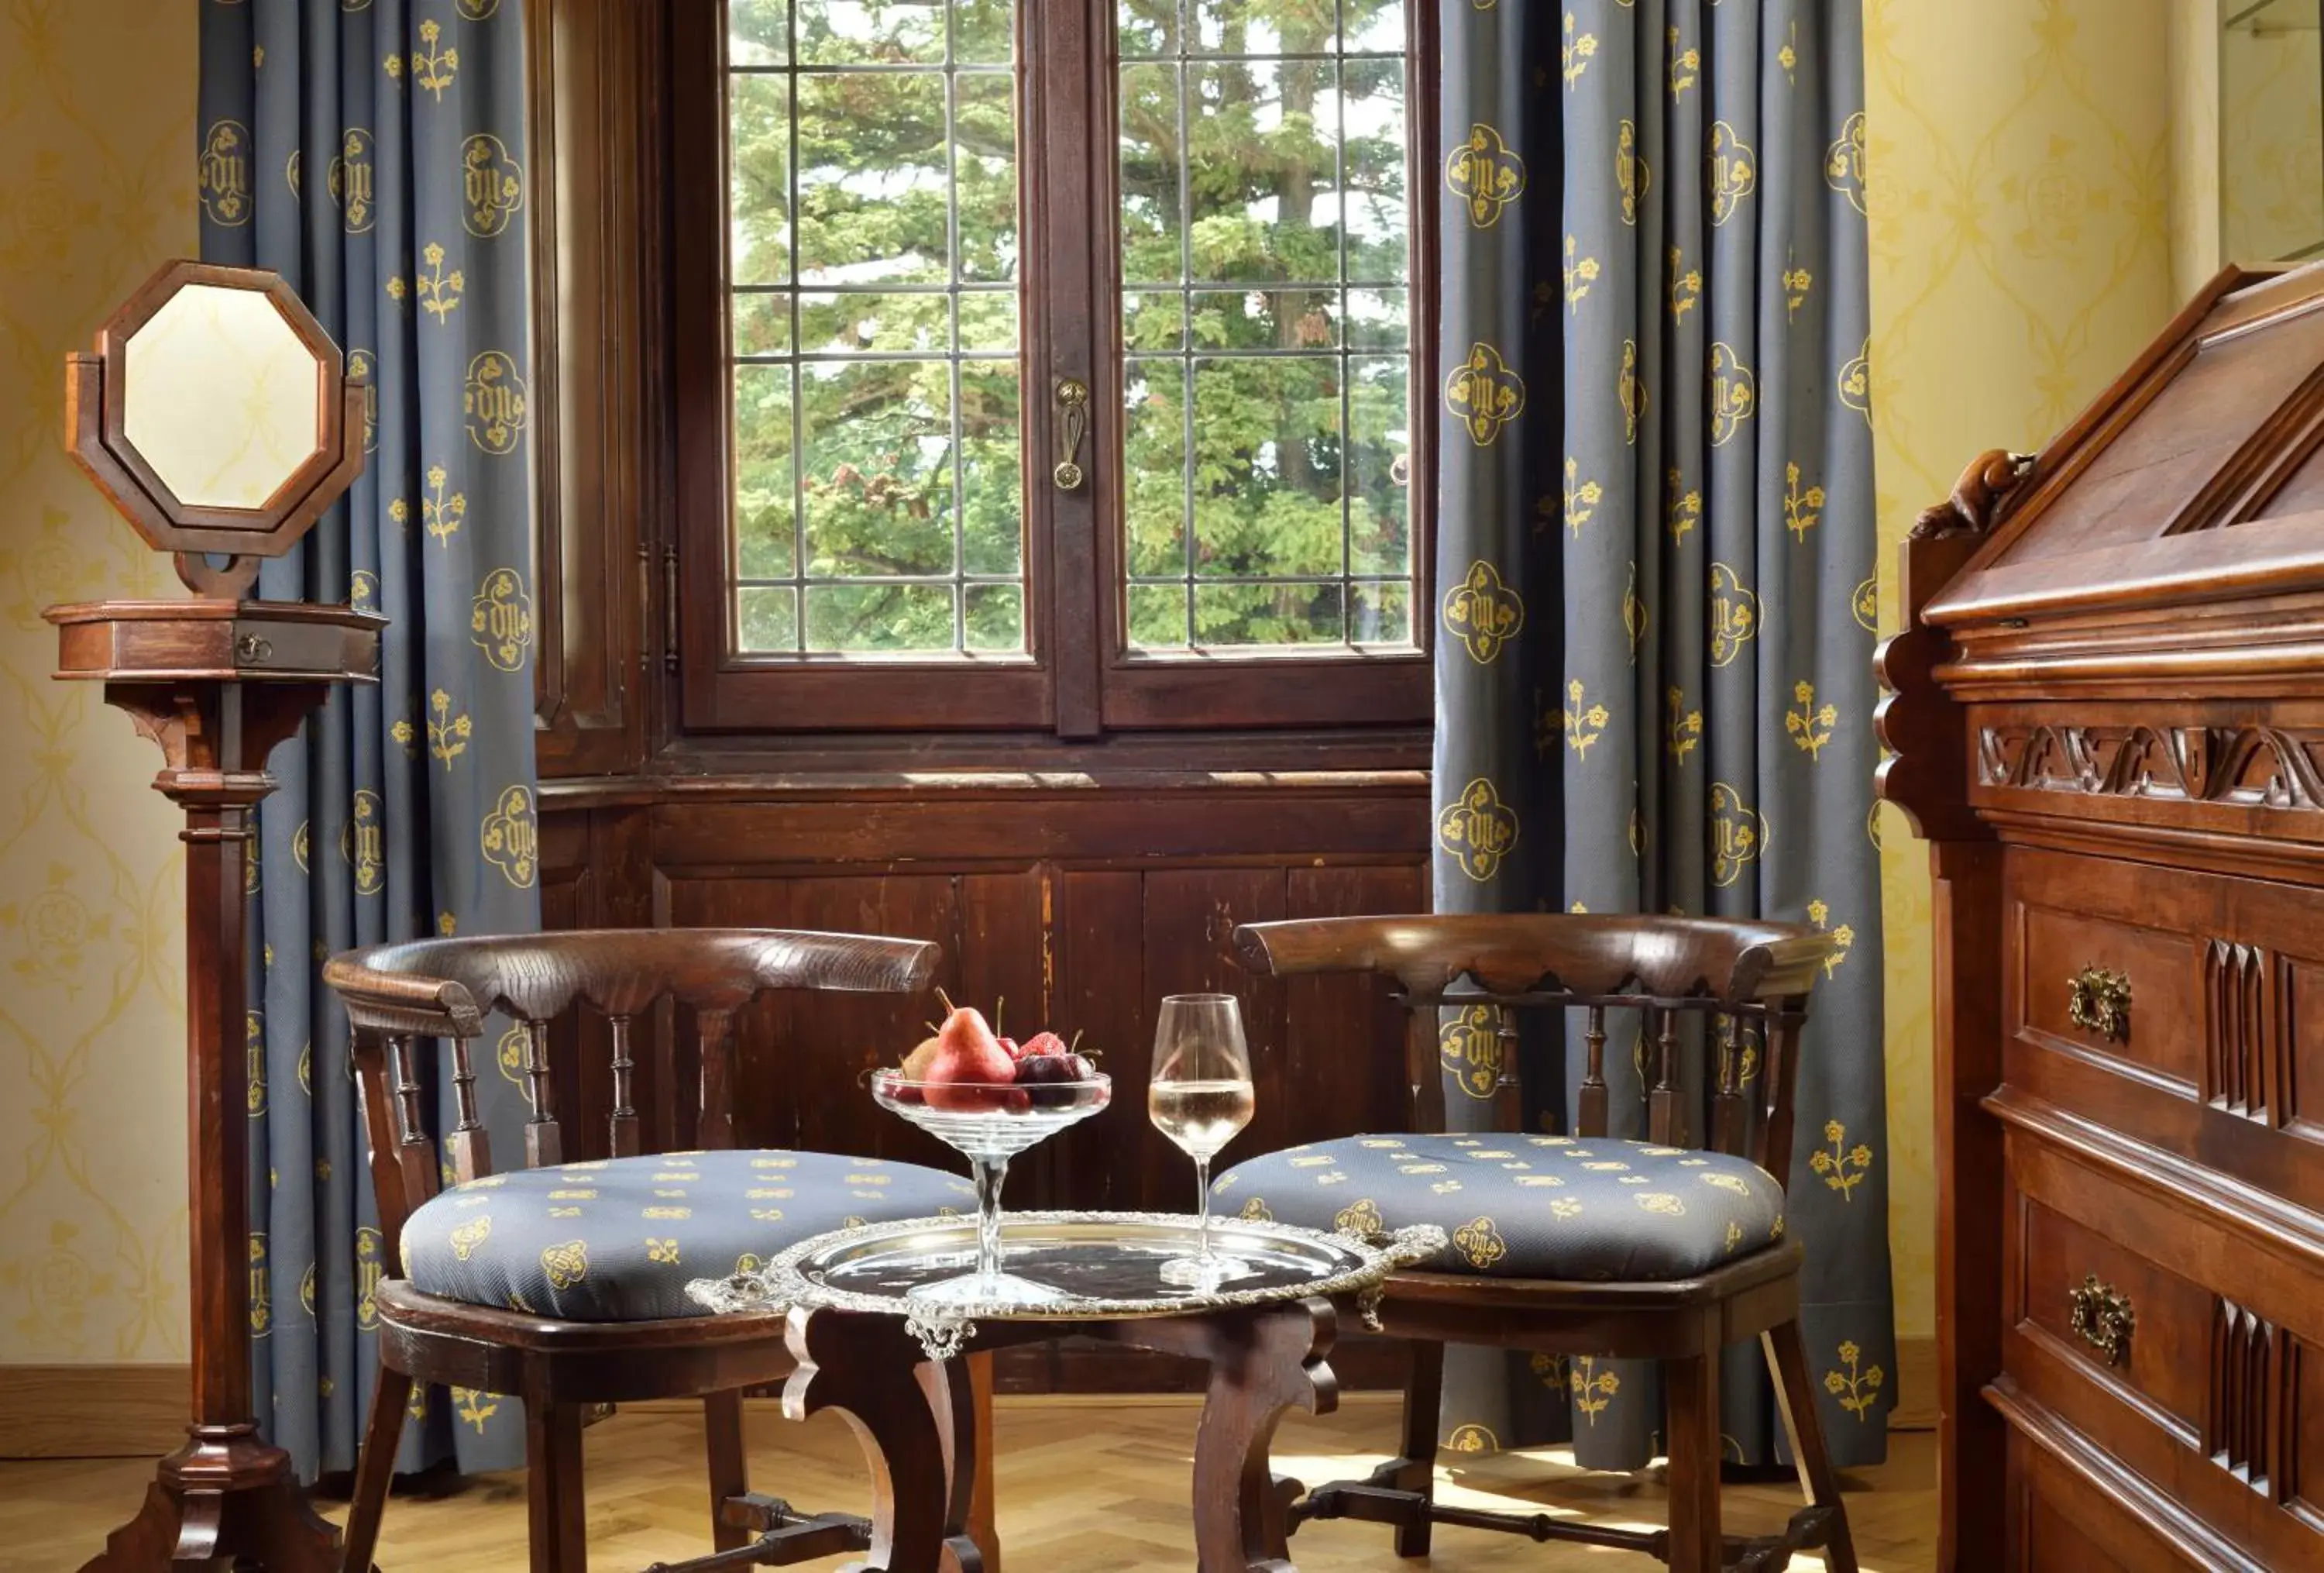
[[1882, 260, 2324, 1568]]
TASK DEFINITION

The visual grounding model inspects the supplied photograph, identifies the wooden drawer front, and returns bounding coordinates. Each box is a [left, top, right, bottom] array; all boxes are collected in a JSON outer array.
[[2005, 846, 2324, 1222], [2011, 1431, 2180, 1571], [2004, 1130, 2324, 1566]]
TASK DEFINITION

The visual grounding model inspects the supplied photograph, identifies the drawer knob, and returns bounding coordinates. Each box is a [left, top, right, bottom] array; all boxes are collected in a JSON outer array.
[[235, 632, 273, 664], [2066, 965, 2131, 1043], [2068, 1274, 2135, 1367]]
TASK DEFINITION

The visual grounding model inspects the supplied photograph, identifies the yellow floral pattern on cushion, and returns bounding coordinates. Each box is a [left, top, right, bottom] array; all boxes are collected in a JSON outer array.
[[539, 1240, 589, 1290]]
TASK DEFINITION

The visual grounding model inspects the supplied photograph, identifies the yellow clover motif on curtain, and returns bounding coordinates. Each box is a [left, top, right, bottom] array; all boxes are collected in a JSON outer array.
[[1438, 1003, 1504, 1100], [1710, 342, 1755, 446], [201, 119, 253, 225], [343, 789, 384, 895], [465, 349, 529, 455], [1616, 119, 1649, 225], [462, 132, 526, 237], [483, 785, 539, 889], [1824, 110, 1868, 215], [472, 564, 535, 671], [1445, 342, 1526, 446], [1852, 577, 1879, 633], [1839, 339, 1872, 425], [356, 1227, 384, 1331], [329, 127, 376, 233], [1438, 778, 1518, 883], [1446, 122, 1526, 227], [1618, 338, 1647, 444], [1708, 562, 1759, 667], [1709, 121, 1755, 225], [1709, 782, 1766, 888], [1442, 559, 1524, 663], [1446, 1423, 1497, 1453]]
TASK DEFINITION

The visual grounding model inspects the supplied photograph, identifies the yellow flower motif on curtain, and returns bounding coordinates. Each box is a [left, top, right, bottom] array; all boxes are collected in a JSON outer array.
[[1618, 338, 1646, 443], [1562, 457, 1602, 536], [1453, 1217, 1507, 1269], [1839, 339, 1872, 425], [1562, 235, 1599, 312], [1446, 123, 1526, 227], [1616, 119, 1648, 225], [1783, 462, 1824, 541], [1530, 1351, 1568, 1389], [1669, 247, 1701, 325], [465, 350, 529, 455], [343, 789, 384, 896], [1824, 1341, 1884, 1420], [1668, 27, 1699, 97], [1666, 687, 1703, 764], [1852, 577, 1879, 633], [1666, 470, 1701, 543], [428, 689, 472, 770], [1810, 1119, 1874, 1200], [645, 1238, 680, 1265], [1709, 122, 1755, 225], [1779, 19, 1800, 82], [1562, 680, 1610, 761], [350, 570, 379, 611], [418, 242, 464, 322], [1807, 899, 1855, 977], [1442, 560, 1525, 663], [1439, 1003, 1504, 1100], [462, 133, 526, 238], [1710, 342, 1755, 446], [385, 51, 404, 84], [1786, 681, 1838, 760], [329, 128, 376, 234], [423, 464, 466, 546], [1623, 562, 1647, 658], [453, 1387, 500, 1434], [1709, 781, 1765, 888], [1438, 778, 1518, 883], [1446, 1423, 1497, 1453], [1333, 1199, 1384, 1237], [1783, 257, 1813, 322], [201, 119, 253, 225], [472, 565, 535, 671], [483, 785, 540, 889], [411, 19, 459, 100], [1708, 562, 1759, 667], [447, 1217, 493, 1261], [1562, 12, 1597, 87], [1825, 110, 1868, 215], [1571, 1356, 1619, 1422], [1445, 342, 1526, 445]]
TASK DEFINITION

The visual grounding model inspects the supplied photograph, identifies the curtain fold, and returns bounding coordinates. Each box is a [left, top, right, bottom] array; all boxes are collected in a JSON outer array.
[[198, 0, 539, 1479], [1432, 0, 1892, 1467]]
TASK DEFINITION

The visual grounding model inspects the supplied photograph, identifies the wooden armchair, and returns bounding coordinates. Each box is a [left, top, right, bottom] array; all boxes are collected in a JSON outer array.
[[325, 928, 993, 1573], [1222, 913, 1855, 1573]]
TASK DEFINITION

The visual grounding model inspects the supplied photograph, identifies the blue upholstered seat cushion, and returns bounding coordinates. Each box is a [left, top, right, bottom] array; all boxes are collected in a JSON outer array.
[[399, 1149, 976, 1321], [1214, 1133, 1786, 1282]]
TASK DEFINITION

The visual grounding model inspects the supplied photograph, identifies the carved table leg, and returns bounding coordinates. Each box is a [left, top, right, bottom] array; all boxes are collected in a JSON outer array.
[[783, 1309, 979, 1573], [81, 1425, 339, 1573]]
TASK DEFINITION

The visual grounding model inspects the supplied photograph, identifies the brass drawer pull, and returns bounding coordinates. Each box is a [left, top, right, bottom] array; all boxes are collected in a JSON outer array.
[[235, 632, 273, 663], [1053, 377, 1089, 491], [2067, 965, 2130, 1043], [2068, 1274, 2135, 1366]]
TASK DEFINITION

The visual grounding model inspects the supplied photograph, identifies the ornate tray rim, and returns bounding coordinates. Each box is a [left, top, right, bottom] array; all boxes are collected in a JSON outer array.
[[686, 1210, 1446, 1361]]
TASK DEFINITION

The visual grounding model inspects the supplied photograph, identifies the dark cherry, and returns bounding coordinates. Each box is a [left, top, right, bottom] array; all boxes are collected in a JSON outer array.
[[1013, 1053, 1088, 1107]]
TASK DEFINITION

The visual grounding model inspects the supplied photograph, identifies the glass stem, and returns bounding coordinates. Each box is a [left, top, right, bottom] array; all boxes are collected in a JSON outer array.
[[1195, 1156, 1212, 1263], [973, 1155, 1009, 1289]]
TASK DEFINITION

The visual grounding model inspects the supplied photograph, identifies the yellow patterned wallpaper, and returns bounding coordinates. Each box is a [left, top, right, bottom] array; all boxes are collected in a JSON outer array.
[[0, 0, 197, 1363], [1864, 0, 2181, 1337], [2221, 0, 2323, 266]]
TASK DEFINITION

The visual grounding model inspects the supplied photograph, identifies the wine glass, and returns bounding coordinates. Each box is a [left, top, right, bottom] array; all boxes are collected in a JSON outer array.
[[1149, 993, 1257, 1286]]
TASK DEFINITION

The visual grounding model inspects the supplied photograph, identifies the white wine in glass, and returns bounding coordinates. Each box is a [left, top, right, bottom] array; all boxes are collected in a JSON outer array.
[[1150, 993, 1255, 1285]]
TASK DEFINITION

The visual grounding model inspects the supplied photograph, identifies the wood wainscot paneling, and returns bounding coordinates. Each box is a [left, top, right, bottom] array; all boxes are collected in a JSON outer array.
[[0, 1365, 191, 1458], [538, 773, 1429, 1391]]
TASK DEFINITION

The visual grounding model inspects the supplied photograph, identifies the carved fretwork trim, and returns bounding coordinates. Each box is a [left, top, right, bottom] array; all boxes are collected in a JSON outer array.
[[2204, 941, 2278, 1123], [1978, 725, 2324, 812], [2206, 1299, 2292, 1504]]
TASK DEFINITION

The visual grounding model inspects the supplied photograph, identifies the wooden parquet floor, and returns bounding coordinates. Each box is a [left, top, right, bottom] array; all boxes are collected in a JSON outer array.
[[0, 1396, 1935, 1571]]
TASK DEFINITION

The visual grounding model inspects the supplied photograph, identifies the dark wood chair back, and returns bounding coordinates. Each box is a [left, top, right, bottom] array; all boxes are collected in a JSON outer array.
[[325, 928, 939, 1276], [1232, 913, 1836, 1188]]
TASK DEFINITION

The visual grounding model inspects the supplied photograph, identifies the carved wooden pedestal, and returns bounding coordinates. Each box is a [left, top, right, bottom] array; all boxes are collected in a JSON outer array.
[[50, 600, 383, 1573]]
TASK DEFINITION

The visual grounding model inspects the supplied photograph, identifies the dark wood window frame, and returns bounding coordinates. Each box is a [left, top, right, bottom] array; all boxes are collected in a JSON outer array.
[[669, 0, 1439, 742]]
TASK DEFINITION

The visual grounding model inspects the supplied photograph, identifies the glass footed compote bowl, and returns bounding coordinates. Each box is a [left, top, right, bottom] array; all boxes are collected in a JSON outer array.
[[870, 1069, 1111, 1306]]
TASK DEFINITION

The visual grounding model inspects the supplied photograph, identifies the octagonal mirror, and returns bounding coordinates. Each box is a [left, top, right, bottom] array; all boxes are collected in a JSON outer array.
[[121, 284, 325, 511]]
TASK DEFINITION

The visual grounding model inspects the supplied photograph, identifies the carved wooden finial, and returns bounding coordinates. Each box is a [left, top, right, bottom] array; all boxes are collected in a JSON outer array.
[[1910, 449, 2037, 541]]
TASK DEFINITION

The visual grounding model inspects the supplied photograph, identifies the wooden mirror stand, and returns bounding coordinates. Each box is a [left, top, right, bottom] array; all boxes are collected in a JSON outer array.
[[45, 260, 385, 1573]]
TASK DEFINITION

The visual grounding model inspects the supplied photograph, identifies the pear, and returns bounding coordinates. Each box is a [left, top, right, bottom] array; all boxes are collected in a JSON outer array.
[[899, 1034, 944, 1079], [924, 1006, 1019, 1110]]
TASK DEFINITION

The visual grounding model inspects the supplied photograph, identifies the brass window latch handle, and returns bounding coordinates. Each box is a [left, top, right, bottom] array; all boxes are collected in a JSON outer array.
[[2067, 1273, 2134, 1366], [2067, 965, 2131, 1043], [1053, 377, 1089, 491]]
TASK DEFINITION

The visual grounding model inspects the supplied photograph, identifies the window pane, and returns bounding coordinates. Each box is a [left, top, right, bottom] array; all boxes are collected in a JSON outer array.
[[1116, 1, 1418, 655], [724, 4, 1025, 659]]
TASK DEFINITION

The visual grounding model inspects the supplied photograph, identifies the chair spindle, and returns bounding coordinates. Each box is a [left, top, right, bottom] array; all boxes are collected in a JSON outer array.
[[1648, 1008, 1682, 1145], [1759, 1007, 1806, 1184], [1578, 1006, 1609, 1138], [1711, 1013, 1747, 1157], [607, 1014, 640, 1158], [521, 1018, 562, 1168], [387, 1034, 437, 1200], [446, 1038, 491, 1183], [697, 1007, 737, 1151], [1490, 1013, 1523, 1130]]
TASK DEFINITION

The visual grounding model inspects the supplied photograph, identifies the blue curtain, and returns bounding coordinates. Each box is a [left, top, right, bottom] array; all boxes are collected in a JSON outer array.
[[198, 0, 539, 1478], [1431, 0, 1893, 1467]]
